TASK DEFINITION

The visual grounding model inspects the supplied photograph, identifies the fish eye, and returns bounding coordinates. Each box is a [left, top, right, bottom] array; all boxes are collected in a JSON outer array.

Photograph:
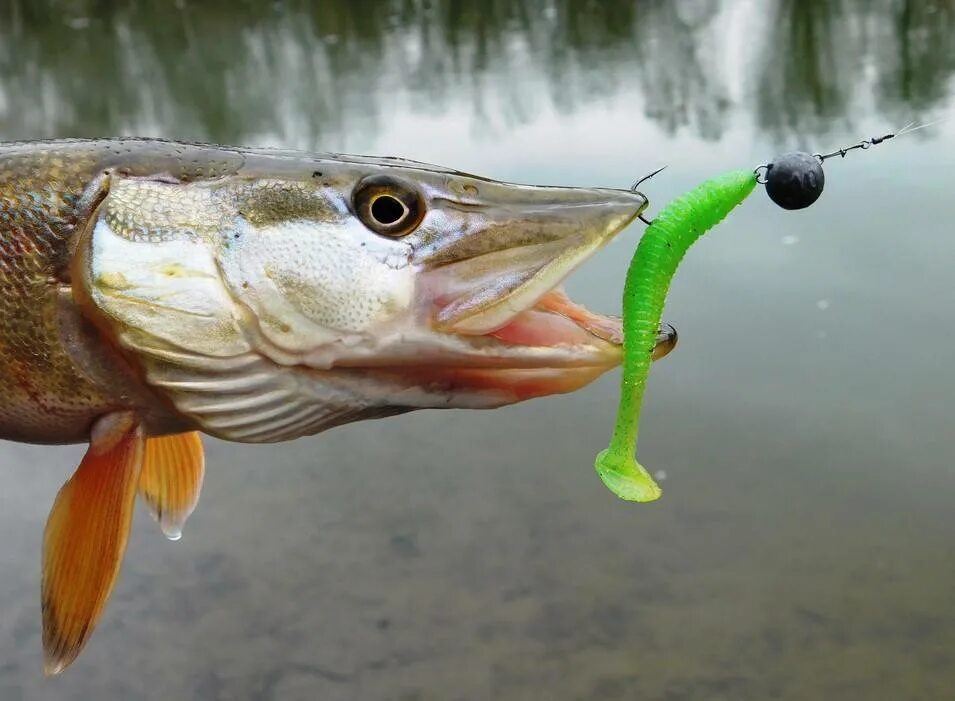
[[353, 175, 425, 237]]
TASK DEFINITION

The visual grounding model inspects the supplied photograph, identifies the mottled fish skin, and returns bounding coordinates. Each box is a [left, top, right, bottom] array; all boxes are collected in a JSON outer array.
[[0, 139, 345, 442], [0, 138, 650, 445], [0, 139, 252, 443]]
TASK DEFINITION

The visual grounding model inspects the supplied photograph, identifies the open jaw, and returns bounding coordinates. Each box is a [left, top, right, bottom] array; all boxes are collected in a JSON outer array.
[[367, 188, 680, 404], [385, 254, 678, 405], [397, 285, 677, 403]]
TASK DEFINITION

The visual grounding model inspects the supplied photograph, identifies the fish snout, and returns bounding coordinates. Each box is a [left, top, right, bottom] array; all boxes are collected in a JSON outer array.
[[413, 183, 648, 336]]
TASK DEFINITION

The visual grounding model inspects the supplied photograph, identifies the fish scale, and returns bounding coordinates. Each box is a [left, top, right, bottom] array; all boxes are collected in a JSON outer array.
[[0, 148, 105, 439]]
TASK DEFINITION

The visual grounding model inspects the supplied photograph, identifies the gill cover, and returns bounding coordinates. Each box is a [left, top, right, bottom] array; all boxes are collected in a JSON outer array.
[[73, 172, 415, 441]]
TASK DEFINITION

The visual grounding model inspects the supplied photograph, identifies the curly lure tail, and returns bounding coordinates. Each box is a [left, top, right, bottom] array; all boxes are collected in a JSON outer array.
[[596, 169, 757, 501]]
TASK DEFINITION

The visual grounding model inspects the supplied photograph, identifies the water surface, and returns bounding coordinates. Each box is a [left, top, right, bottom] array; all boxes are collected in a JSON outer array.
[[1, 1, 955, 699]]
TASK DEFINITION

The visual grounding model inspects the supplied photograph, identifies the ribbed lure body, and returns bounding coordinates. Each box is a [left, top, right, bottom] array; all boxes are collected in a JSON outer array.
[[595, 169, 757, 501]]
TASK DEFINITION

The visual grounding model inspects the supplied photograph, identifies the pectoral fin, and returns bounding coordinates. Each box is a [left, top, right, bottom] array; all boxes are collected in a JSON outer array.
[[41, 412, 145, 675], [139, 431, 205, 541]]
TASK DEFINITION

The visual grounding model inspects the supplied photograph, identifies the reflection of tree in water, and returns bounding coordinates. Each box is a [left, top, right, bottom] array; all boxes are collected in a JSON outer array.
[[0, 0, 952, 146], [0, 0, 730, 145], [754, 0, 955, 144], [628, 0, 728, 140], [754, 0, 857, 144], [871, 0, 955, 118]]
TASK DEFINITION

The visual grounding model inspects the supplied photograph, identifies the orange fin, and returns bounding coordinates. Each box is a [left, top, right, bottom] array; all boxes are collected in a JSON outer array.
[[139, 431, 205, 541], [42, 412, 145, 675]]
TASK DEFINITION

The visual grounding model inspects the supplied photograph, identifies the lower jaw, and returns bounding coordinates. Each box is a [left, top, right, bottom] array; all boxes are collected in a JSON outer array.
[[374, 364, 615, 406], [458, 366, 614, 403]]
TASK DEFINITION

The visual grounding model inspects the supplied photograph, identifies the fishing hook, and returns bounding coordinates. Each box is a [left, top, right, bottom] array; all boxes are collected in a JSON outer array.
[[631, 165, 668, 225]]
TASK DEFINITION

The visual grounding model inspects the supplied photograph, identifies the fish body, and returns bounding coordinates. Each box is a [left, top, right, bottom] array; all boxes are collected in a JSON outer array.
[[0, 138, 673, 673]]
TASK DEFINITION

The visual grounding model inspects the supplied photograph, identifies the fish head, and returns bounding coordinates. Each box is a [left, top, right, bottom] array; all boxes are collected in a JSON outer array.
[[73, 152, 674, 441]]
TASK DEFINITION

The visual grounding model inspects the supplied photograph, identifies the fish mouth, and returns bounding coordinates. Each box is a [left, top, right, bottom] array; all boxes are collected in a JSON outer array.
[[392, 186, 678, 402], [394, 288, 678, 403], [487, 287, 677, 364]]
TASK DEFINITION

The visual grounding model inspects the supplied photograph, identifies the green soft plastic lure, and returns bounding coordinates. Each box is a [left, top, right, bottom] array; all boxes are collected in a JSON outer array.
[[595, 169, 758, 501], [594, 124, 916, 501]]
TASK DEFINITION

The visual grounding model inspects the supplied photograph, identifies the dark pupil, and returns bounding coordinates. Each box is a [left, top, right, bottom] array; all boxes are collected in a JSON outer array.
[[371, 195, 405, 225]]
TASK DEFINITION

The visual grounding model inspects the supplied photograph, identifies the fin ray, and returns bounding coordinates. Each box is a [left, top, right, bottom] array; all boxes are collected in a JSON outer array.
[[42, 412, 144, 675], [139, 431, 205, 541]]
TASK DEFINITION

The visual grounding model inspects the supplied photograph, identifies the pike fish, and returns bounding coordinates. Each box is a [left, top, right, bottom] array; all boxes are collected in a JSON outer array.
[[0, 138, 676, 673]]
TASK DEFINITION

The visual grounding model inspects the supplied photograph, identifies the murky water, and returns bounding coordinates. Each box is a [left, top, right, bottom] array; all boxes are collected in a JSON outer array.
[[2, 1, 955, 698]]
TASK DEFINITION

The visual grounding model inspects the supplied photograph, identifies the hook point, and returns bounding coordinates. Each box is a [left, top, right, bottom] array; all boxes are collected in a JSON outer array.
[[631, 165, 668, 193]]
